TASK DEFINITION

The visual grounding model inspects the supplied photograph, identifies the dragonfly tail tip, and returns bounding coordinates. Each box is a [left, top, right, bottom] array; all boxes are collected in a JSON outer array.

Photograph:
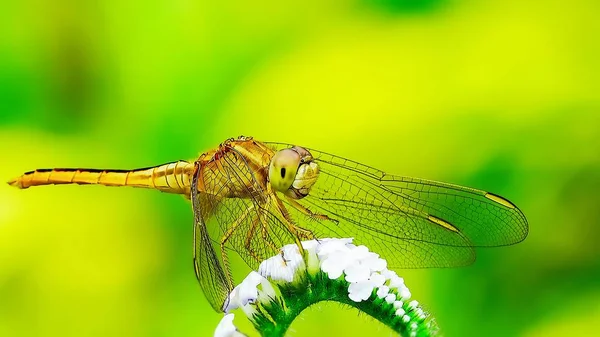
[[7, 177, 23, 189]]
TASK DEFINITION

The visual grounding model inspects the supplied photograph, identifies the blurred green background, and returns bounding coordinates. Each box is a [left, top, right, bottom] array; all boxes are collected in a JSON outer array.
[[1, 0, 599, 336]]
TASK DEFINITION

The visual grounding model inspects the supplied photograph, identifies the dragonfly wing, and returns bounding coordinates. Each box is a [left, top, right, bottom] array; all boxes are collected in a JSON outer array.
[[282, 194, 477, 269], [191, 145, 301, 311], [268, 142, 528, 268], [209, 197, 302, 269], [192, 177, 233, 312], [212, 148, 301, 265]]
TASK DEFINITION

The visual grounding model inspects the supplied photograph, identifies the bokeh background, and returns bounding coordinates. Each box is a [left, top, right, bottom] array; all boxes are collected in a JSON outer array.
[[1, 0, 599, 336]]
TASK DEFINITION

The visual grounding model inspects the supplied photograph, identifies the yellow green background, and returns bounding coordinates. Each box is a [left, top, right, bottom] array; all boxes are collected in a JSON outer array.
[[1, 0, 599, 336]]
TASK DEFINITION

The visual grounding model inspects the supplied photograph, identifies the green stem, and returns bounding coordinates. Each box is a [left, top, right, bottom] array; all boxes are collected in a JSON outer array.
[[251, 272, 435, 337]]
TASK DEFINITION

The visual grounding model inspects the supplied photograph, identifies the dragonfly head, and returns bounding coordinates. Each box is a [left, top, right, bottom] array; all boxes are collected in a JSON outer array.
[[268, 146, 319, 199]]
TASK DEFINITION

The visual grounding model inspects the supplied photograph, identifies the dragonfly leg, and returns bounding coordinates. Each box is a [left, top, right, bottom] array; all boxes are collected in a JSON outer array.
[[220, 204, 254, 273], [243, 216, 261, 262], [259, 219, 281, 253], [271, 195, 314, 254], [284, 196, 338, 224], [293, 226, 316, 240], [255, 217, 290, 265], [282, 196, 324, 241]]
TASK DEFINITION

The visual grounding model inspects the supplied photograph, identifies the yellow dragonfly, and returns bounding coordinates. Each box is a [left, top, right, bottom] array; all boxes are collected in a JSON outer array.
[[8, 136, 528, 312]]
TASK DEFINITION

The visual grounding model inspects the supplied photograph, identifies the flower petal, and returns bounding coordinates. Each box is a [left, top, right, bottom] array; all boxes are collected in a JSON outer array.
[[348, 280, 374, 302], [369, 272, 386, 287], [376, 285, 390, 299], [214, 313, 245, 337], [344, 263, 370, 283]]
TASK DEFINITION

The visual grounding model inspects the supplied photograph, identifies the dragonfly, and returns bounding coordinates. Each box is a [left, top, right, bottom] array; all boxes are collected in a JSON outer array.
[[8, 136, 528, 312]]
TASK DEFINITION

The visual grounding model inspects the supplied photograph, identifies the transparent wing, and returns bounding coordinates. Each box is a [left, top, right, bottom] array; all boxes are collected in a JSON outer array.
[[191, 167, 232, 313], [210, 197, 301, 269], [192, 145, 301, 312], [210, 146, 299, 263], [268, 142, 528, 268], [282, 195, 478, 268]]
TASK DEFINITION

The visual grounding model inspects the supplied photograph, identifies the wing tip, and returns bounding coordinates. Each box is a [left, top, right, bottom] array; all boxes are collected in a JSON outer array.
[[484, 192, 517, 209]]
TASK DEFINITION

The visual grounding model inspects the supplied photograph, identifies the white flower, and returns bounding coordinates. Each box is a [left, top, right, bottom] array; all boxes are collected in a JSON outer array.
[[348, 280, 374, 302], [344, 263, 371, 283], [281, 244, 305, 272], [257, 277, 277, 303], [238, 272, 262, 304], [258, 245, 304, 282], [349, 245, 371, 260], [321, 250, 354, 279], [369, 272, 386, 287], [361, 254, 387, 272], [214, 313, 245, 337], [384, 293, 396, 304], [223, 288, 239, 313], [240, 303, 257, 318], [376, 285, 390, 298], [218, 238, 436, 336], [389, 275, 405, 289], [381, 268, 397, 281], [316, 238, 353, 258], [223, 272, 264, 313], [300, 239, 320, 251], [399, 287, 412, 300], [301, 240, 321, 273]]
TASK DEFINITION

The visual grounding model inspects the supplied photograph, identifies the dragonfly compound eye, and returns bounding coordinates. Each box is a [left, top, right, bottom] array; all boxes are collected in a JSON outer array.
[[269, 147, 319, 199], [269, 149, 301, 192]]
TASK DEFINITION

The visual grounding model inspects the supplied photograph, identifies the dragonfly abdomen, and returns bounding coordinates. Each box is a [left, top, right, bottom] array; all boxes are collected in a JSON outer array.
[[8, 161, 195, 194]]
